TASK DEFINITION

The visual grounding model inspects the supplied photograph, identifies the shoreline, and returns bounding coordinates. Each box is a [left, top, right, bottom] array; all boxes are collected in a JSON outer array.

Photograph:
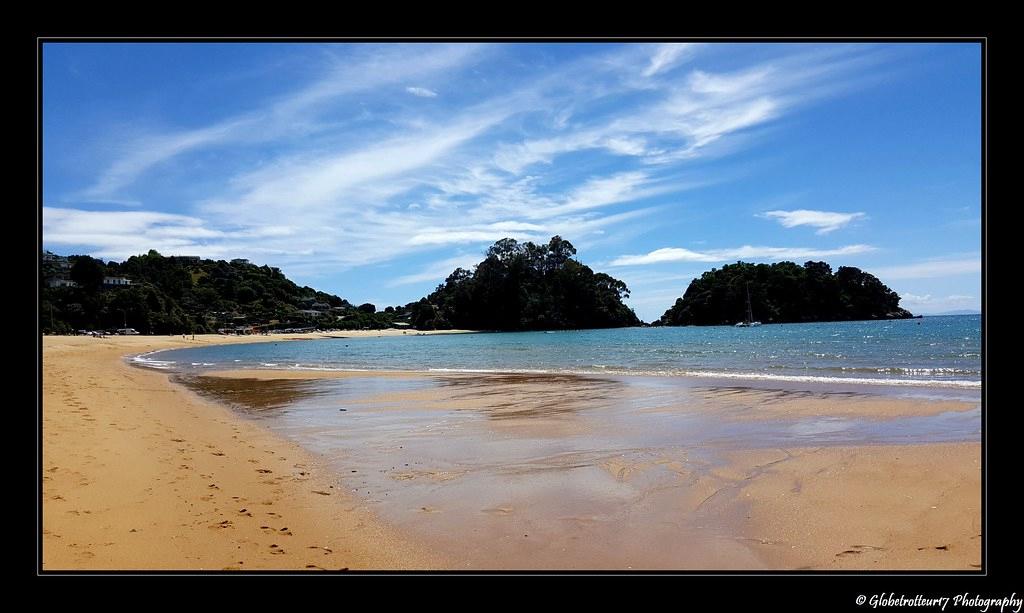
[[43, 333, 981, 570], [194, 368, 978, 420]]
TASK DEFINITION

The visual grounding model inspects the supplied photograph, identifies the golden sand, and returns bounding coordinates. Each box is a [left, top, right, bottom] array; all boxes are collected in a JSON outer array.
[[42, 333, 456, 570]]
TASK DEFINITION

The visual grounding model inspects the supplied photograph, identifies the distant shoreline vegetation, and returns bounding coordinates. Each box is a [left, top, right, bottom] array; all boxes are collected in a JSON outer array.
[[41, 250, 410, 335], [41, 243, 914, 335], [655, 261, 914, 327], [39, 236, 643, 335]]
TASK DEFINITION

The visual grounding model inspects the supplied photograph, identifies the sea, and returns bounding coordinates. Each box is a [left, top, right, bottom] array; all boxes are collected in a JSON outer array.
[[135, 315, 981, 393]]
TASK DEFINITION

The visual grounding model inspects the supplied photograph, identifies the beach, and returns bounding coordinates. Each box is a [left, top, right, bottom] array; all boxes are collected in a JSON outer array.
[[41, 331, 464, 571], [42, 332, 980, 571]]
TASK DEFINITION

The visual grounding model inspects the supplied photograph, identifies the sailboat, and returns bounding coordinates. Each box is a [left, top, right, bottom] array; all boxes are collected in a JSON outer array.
[[735, 281, 762, 327]]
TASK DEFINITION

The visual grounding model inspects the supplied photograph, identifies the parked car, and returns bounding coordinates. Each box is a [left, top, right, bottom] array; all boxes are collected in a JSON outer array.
[[116, 328, 140, 335]]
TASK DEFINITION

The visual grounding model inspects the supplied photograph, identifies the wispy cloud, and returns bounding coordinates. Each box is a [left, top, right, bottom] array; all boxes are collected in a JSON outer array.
[[760, 209, 866, 234], [42, 206, 303, 260], [642, 43, 699, 77], [388, 254, 483, 286], [79, 44, 486, 200], [610, 244, 877, 266], [406, 86, 438, 98], [898, 292, 979, 314], [873, 256, 980, 280]]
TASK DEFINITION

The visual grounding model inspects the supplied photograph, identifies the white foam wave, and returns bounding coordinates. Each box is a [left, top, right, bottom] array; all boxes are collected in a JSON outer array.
[[426, 367, 980, 389]]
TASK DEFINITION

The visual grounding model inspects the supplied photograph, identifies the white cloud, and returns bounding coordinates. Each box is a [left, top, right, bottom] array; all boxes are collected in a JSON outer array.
[[610, 244, 877, 266], [760, 209, 866, 234], [44, 207, 229, 260], [204, 113, 504, 214], [873, 256, 980, 280], [406, 86, 438, 98], [495, 56, 841, 174], [642, 44, 698, 77], [898, 292, 979, 314], [388, 254, 483, 286]]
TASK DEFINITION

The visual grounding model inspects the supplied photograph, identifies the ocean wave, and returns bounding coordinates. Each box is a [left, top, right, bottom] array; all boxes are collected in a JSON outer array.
[[129, 350, 178, 370], [426, 367, 980, 388]]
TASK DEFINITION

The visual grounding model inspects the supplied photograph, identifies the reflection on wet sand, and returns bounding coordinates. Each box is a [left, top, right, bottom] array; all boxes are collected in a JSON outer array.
[[436, 374, 626, 420], [178, 375, 329, 416], [176, 370, 980, 570]]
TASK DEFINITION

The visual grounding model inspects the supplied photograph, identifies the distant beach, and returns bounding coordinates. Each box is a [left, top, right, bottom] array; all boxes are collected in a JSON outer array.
[[43, 325, 980, 570]]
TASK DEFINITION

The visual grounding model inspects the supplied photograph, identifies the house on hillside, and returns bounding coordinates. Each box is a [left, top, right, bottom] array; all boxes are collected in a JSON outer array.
[[46, 278, 78, 288]]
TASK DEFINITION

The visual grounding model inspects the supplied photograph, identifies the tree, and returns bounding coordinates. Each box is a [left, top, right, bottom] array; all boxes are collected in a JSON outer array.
[[422, 236, 640, 331], [70, 256, 105, 291], [236, 285, 257, 304]]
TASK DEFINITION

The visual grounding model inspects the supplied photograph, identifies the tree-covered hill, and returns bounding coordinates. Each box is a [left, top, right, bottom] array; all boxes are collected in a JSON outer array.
[[414, 236, 641, 331], [40, 250, 402, 334], [656, 261, 914, 326]]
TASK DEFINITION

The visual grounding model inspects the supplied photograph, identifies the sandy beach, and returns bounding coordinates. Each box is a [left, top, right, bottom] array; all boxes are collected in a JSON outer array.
[[41, 331, 466, 571], [42, 332, 980, 571]]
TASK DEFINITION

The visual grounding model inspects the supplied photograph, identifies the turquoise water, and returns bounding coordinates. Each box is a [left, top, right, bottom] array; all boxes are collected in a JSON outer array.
[[136, 315, 981, 390]]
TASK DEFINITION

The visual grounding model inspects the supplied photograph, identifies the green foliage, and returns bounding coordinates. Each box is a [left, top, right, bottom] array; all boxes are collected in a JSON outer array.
[[656, 261, 914, 326], [41, 252, 366, 334], [70, 256, 105, 290], [420, 236, 641, 331]]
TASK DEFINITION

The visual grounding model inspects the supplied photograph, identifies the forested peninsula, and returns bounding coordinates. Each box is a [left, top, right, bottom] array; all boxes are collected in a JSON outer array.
[[420, 236, 641, 331], [655, 261, 914, 326]]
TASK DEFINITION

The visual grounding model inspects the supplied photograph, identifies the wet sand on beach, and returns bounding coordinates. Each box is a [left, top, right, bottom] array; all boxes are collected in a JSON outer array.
[[183, 368, 980, 570]]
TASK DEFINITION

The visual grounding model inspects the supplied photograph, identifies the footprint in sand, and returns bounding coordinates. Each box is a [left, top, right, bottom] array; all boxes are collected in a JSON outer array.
[[836, 544, 887, 557], [482, 506, 514, 515]]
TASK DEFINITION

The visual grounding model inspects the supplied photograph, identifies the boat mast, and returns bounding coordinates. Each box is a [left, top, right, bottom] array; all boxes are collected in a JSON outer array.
[[745, 281, 754, 324]]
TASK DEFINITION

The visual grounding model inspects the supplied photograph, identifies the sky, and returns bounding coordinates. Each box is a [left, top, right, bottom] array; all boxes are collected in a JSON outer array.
[[42, 42, 982, 321]]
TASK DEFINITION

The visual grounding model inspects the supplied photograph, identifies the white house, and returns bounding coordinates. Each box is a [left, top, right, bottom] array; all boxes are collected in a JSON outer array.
[[103, 277, 133, 287]]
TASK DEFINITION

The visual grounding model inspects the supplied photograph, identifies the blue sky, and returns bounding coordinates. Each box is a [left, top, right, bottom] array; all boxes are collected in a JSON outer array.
[[42, 42, 981, 321]]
